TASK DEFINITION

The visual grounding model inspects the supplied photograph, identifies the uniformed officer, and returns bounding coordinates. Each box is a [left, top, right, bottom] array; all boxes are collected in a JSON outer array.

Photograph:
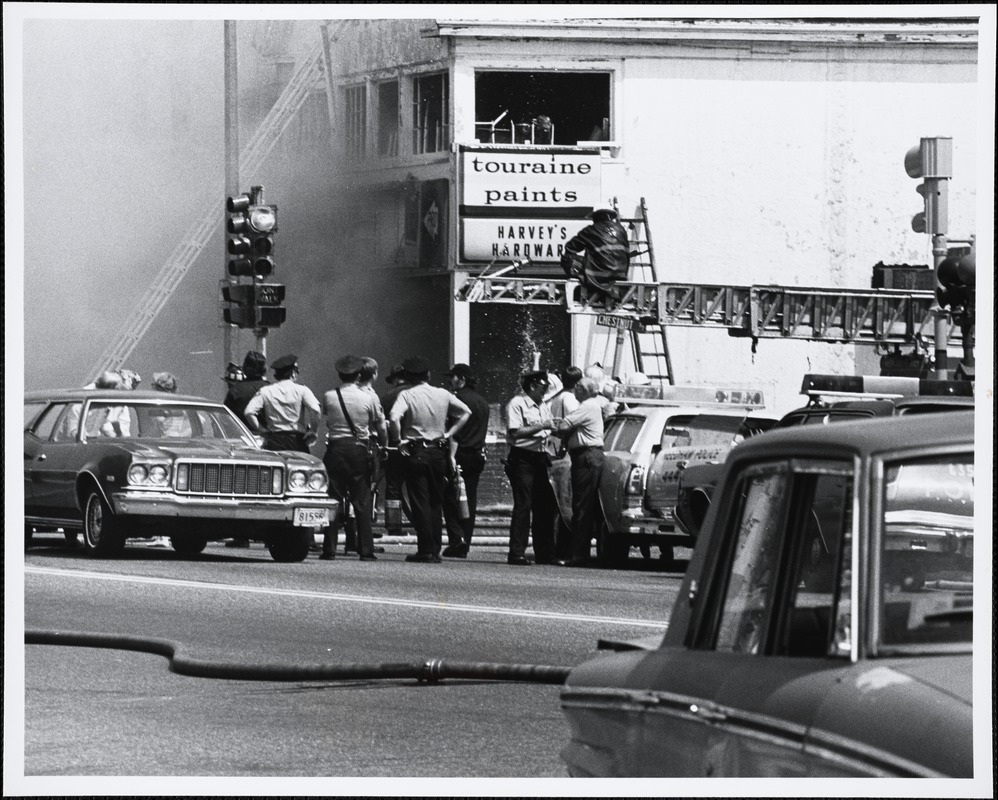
[[243, 354, 321, 452], [320, 355, 388, 561], [504, 370, 558, 565], [389, 357, 471, 563], [552, 377, 606, 566]]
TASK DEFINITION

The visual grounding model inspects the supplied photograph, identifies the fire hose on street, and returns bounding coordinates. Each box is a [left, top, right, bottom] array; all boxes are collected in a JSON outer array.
[[24, 629, 573, 685]]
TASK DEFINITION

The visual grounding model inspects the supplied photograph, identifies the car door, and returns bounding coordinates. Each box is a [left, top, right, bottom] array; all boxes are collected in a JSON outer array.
[[597, 413, 650, 533], [646, 413, 744, 524], [704, 460, 857, 777], [23, 400, 50, 511], [26, 402, 86, 521]]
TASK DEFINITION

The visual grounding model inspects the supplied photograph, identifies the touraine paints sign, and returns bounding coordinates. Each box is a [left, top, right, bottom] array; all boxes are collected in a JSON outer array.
[[460, 147, 601, 262]]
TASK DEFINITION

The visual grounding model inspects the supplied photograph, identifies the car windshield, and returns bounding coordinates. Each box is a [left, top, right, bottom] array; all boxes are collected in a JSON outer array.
[[83, 402, 256, 445], [663, 414, 745, 448], [879, 453, 973, 651]]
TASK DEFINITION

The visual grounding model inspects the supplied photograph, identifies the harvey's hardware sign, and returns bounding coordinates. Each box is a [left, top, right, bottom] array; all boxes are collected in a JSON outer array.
[[460, 146, 601, 262]]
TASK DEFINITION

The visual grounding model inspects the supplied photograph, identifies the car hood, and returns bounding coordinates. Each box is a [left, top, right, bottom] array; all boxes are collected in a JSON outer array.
[[887, 655, 973, 705], [109, 440, 321, 466]]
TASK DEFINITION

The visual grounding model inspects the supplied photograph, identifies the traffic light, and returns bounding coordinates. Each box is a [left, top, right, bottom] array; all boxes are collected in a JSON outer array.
[[222, 283, 286, 329], [904, 137, 951, 235], [227, 191, 277, 277], [936, 248, 975, 310]]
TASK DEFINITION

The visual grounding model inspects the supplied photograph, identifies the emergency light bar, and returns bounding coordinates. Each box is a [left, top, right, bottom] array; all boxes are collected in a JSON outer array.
[[613, 381, 766, 409], [800, 374, 973, 398]]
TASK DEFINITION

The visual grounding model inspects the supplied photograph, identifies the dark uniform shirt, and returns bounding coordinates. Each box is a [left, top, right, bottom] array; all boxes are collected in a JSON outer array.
[[452, 386, 489, 451]]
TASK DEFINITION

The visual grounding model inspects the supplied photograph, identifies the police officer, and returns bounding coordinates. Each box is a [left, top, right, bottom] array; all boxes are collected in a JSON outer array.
[[560, 208, 630, 305], [320, 355, 388, 561], [441, 363, 490, 559], [243, 354, 320, 452], [504, 370, 558, 565], [389, 357, 471, 563], [552, 377, 606, 566]]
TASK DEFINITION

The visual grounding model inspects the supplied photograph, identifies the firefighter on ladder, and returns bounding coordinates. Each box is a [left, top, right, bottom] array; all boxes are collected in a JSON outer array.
[[560, 208, 630, 306]]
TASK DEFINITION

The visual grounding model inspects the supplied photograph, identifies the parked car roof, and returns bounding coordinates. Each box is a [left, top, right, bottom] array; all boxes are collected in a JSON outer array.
[[25, 388, 217, 404]]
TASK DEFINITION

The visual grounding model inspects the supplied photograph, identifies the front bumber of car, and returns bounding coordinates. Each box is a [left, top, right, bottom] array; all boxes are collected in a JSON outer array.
[[105, 444, 336, 562]]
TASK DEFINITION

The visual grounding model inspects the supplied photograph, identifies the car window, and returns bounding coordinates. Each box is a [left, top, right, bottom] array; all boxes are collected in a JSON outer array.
[[715, 468, 788, 654], [712, 460, 855, 658], [879, 453, 973, 650], [31, 403, 69, 441], [686, 414, 745, 446], [85, 403, 139, 438], [51, 403, 84, 442], [141, 407, 195, 438], [25, 401, 48, 429], [605, 416, 645, 452], [779, 471, 854, 658], [661, 414, 695, 448]]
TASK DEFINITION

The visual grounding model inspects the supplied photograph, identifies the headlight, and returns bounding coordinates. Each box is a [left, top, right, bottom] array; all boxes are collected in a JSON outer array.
[[308, 471, 328, 492], [128, 462, 171, 487], [176, 463, 189, 491], [272, 468, 284, 494], [289, 470, 308, 491]]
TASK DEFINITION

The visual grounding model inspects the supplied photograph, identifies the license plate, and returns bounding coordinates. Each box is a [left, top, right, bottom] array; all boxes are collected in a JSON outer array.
[[293, 507, 329, 527]]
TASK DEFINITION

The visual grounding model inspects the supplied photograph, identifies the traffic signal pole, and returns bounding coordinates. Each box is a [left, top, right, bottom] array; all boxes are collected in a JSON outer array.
[[904, 136, 953, 380], [931, 232, 950, 379], [224, 20, 239, 371]]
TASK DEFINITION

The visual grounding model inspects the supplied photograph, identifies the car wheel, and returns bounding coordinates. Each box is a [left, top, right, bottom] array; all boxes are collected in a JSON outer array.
[[267, 528, 311, 562], [82, 490, 125, 555], [171, 537, 208, 556]]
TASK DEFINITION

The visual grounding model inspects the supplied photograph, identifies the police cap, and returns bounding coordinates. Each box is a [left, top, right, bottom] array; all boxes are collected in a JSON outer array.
[[335, 355, 363, 376], [522, 369, 549, 387], [272, 354, 298, 374], [402, 357, 430, 376]]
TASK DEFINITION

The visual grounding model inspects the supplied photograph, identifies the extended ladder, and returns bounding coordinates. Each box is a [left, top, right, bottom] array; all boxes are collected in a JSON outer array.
[[85, 37, 329, 382], [593, 197, 674, 384]]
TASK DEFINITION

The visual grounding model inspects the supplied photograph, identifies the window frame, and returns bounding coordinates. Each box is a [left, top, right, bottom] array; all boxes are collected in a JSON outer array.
[[691, 457, 858, 660], [411, 71, 450, 156], [343, 82, 367, 159]]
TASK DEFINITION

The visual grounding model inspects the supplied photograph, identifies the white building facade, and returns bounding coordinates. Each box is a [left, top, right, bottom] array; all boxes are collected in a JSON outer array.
[[269, 16, 980, 418]]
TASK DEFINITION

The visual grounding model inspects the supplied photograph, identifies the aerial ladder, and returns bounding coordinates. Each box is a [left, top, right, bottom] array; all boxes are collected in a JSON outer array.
[[85, 34, 332, 383], [455, 212, 967, 364]]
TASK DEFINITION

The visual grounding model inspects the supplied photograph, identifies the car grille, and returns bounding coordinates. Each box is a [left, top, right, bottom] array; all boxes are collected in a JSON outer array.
[[178, 462, 283, 497]]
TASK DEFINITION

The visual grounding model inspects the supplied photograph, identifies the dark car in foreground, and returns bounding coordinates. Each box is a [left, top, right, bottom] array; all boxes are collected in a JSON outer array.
[[560, 412, 975, 777], [24, 389, 337, 561], [673, 373, 975, 538]]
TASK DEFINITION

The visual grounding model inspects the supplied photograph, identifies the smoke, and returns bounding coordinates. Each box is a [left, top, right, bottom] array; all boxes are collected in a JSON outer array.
[[20, 19, 225, 393]]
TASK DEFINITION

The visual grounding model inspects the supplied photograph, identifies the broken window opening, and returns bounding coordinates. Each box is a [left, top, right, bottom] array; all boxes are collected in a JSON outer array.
[[474, 71, 611, 146]]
